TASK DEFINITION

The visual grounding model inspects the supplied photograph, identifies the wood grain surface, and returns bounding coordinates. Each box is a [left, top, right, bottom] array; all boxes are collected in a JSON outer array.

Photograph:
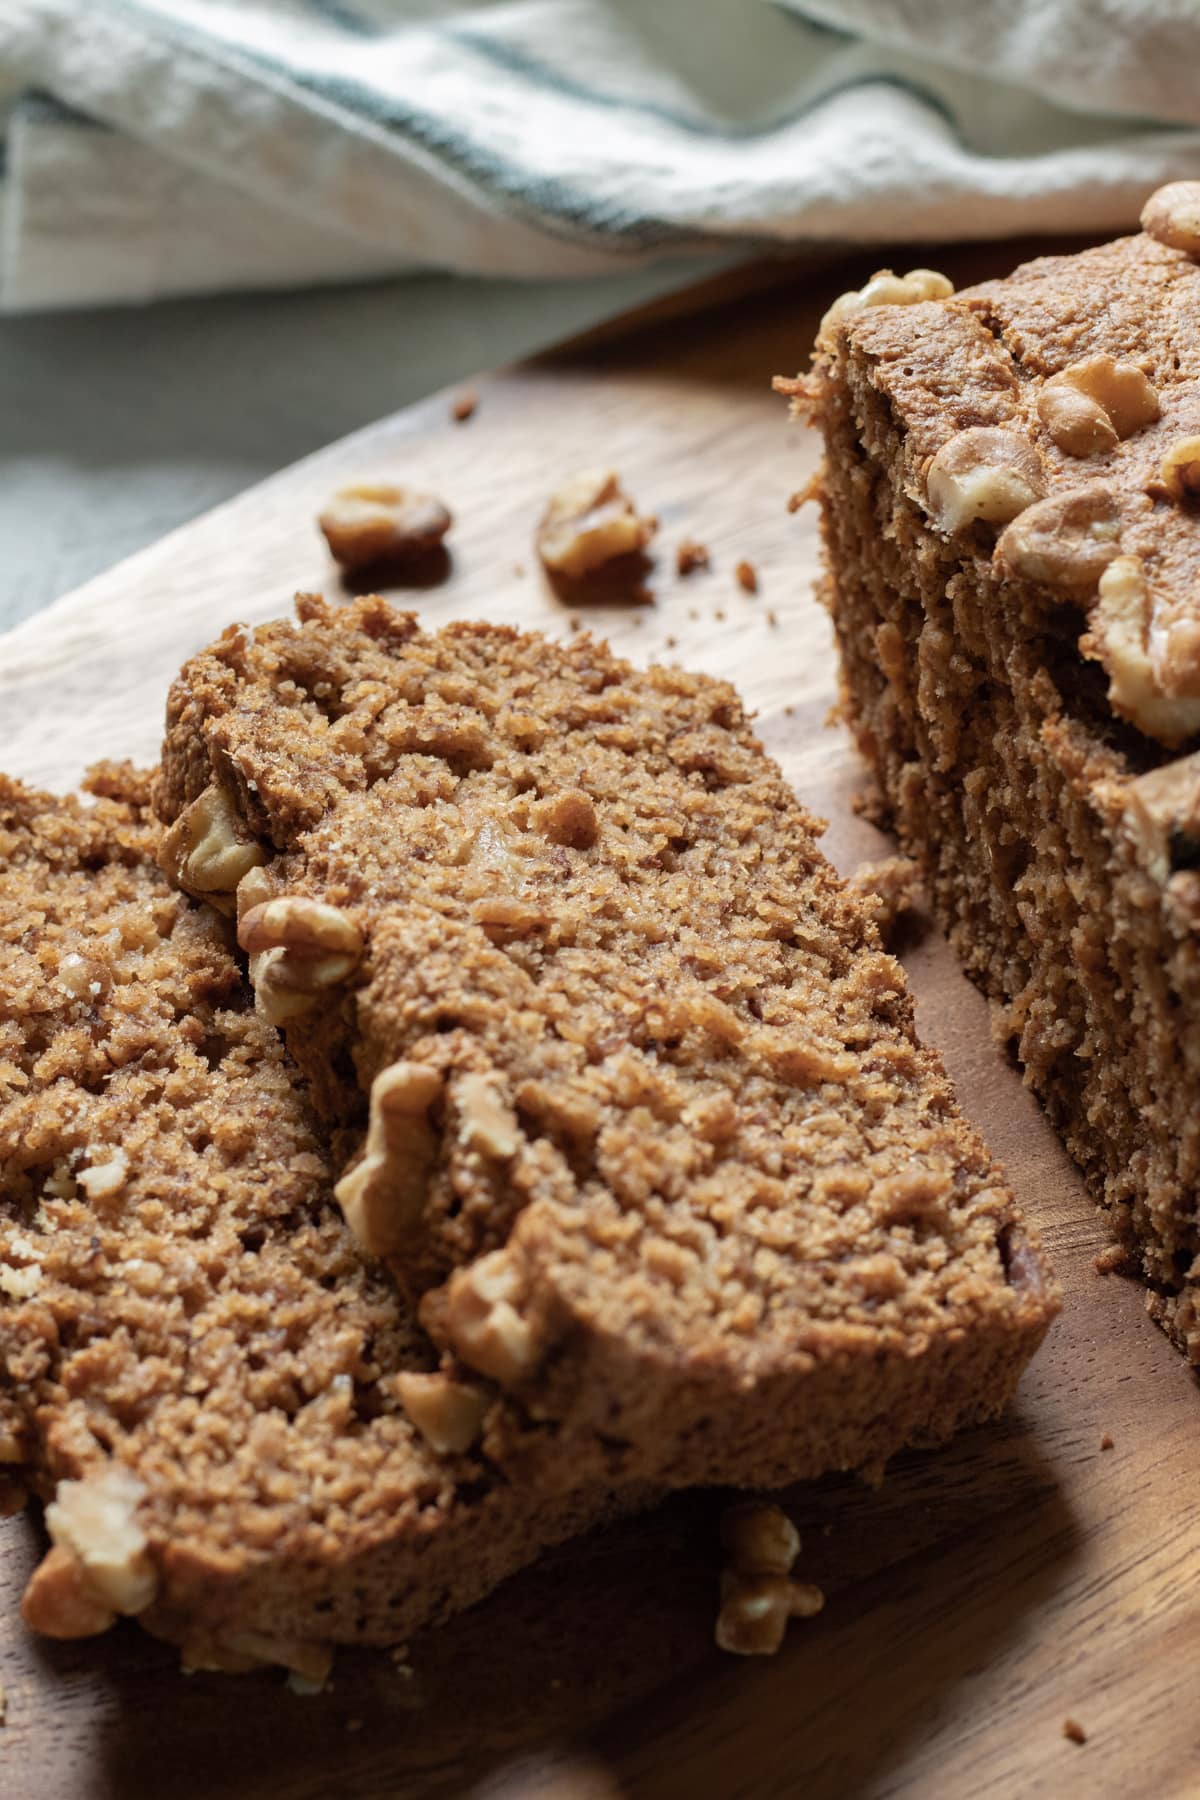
[[3, 241, 1198, 1800]]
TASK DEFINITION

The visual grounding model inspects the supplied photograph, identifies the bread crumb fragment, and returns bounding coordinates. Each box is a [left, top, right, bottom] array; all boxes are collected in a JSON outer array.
[[1063, 1718, 1087, 1745], [1099, 1432, 1114, 1451], [735, 559, 759, 594], [451, 389, 478, 423], [1093, 1243, 1128, 1274], [676, 539, 710, 576]]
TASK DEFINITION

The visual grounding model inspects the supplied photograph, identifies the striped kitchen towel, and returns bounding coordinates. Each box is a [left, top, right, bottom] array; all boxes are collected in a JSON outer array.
[[2, 0, 1200, 311]]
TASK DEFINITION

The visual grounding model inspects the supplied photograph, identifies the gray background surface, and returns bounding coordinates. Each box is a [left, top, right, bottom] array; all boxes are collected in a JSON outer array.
[[0, 259, 713, 634]]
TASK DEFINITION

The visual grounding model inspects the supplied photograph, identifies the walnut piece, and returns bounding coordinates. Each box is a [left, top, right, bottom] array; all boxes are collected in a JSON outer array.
[[1141, 181, 1200, 255], [720, 1501, 800, 1575], [77, 1147, 129, 1202], [239, 896, 364, 1026], [715, 1570, 826, 1656], [1042, 355, 1159, 452], [318, 484, 451, 568], [158, 783, 265, 912], [1036, 384, 1118, 458], [1084, 556, 1200, 748], [443, 1250, 537, 1385], [25, 1465, 158, 1637], [925, 428, 1045, 534], [22, 1545, 117, 1639], [818, 266, 953, 344], [995, 483, 1122, 590], [456, 1072, 522, 1160], [334, 1060, 443, 1256], [394, 1371, 488, 1455], [1160, 435, 1200, 502], [535, 470, 656, 579]]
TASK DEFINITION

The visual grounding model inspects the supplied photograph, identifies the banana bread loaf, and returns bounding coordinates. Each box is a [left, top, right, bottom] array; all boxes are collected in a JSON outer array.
[[154, 596, 1057, 1489], [800, 183, 1200, 1358]]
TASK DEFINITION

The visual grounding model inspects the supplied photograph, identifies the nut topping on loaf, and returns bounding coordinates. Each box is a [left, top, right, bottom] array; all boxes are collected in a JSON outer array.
[[797, 192, 1200, 749]]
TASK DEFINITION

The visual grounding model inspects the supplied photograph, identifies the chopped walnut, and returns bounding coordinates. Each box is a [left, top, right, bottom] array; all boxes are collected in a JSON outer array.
[[715, 1570, 826, 1656], [77, 1147, 129, 1202], [817, 266, 953, 344], [443, 1250, 537, 1385], [536, 470, 656, 580], [1037, 384, 1117, 458], [318, 484, 451, 569], [1085, 556, 1200, 747], [720, 1501, 800, 1575], [1141, 181, 1200, 255], [995, 483, 1122, 590], [456, 1072, 521, 1161], [22, 1545, 117, 1639], [37, 1465, 156, 1625], [716, 1497, 823, 1655], [394, 1371, 488, 1454], [1159, 435, 1200, 502], [1040, 356, 1159, 456], [239, 896, 364, 1026], [925, 428, 1045, 534], [334, 1060, 443, 1257], [158, 783, 265, 912]]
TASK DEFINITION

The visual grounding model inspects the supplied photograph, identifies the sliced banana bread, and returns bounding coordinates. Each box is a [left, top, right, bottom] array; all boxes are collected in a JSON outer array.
[[0, 770, 630, 1674], [154, 596, 1057, 1488]]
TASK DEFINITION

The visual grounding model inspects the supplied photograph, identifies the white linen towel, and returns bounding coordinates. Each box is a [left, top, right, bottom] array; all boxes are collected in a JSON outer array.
[[2, 0, 1200, 311]]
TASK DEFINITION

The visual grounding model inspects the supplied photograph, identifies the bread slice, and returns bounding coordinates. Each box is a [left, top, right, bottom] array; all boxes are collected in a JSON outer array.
[[801, 193, 1200, 1358], [0, 770, 632, 1674], [154, 595, 1057, 1489]]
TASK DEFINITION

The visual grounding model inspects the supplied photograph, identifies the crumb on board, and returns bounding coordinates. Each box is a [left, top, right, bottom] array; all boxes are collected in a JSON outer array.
[[1062, 1718, 1088, 1745], [1093, 1243, 1128, 1274], [784, 704, 795, 716], [714, 608, 726, 622], [676, 538, 711, 576], [688, 607, 700, 621], [787, 474, 822, 512], [512, 563, 526, 579], [735, 559, 759, 593], [0, 1679, 7, 1725], [1100, 1433, 1114, 1451], [766, 608, 779, 628], [451, 389, 478, 423], [567, 617, 582, 633], [665, 634, 678, 649]]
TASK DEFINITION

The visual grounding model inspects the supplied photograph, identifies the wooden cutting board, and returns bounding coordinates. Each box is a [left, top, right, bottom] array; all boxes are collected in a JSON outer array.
[[4, 243, 1199, 1800]]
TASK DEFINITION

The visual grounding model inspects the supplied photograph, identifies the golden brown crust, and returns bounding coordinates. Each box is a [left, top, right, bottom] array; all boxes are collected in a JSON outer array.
[[154, 597, 1057, 1491]]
